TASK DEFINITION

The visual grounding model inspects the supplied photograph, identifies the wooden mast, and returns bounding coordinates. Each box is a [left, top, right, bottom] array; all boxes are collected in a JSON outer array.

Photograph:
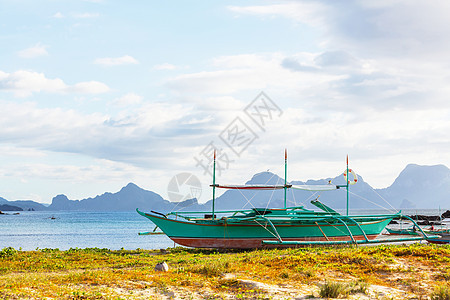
[[284, 149, 287, 209], [212, 150, 216, 220]]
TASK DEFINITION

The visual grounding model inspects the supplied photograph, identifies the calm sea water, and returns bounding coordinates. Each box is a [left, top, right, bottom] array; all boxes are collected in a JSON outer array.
[[0, 211, 174, 251], [0, 209, 447, 250]]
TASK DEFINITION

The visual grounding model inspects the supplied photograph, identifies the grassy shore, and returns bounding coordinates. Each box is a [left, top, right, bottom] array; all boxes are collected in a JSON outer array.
[[1, 244, 449, 299]]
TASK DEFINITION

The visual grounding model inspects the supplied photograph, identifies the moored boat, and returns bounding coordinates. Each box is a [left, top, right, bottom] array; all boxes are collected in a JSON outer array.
[[386, 227, 420, 236], [137, 151, 436, 249], [137, 202, 398, 248], [426, 233, 450, 244], [425, 228, 450, 244]]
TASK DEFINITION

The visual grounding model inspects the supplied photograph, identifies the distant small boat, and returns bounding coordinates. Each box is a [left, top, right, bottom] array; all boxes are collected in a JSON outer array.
[[425, 228, 450, 244], [0, 211, 20, 215], [387, 226, 450, 243], [386, 227, 419, 236], [426, 235, 450, 244]]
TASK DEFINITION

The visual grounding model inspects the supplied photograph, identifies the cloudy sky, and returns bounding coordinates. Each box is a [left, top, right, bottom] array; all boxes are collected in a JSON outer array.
[[1, 0, 450, 204]]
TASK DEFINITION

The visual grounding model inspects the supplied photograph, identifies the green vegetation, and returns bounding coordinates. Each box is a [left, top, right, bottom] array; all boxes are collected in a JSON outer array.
[[432, 284, 450, 300], [318, 281, 349, 298], [0, 244, 448, 299], [0, 246, 17, 258], [318, 280, 368, 298]]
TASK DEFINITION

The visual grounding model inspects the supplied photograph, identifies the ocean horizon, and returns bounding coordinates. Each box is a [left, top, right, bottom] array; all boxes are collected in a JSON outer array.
[[1, 211, 173, 251]]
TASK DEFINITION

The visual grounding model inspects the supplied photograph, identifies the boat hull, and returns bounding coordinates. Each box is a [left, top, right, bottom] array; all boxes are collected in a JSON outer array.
[[138, 211, 392, 249], [171, 235, 380, 249], [426, 232, 450, 244], [427, 238, 450, 244]]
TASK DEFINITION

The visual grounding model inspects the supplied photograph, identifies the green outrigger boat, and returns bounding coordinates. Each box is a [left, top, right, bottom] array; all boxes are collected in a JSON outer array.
[[386, 227, 420, 236], [137, 151, 436, 249]]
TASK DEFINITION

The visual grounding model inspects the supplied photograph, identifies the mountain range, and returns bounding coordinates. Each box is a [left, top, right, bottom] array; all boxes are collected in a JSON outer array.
[[1, 164, 449, 212]]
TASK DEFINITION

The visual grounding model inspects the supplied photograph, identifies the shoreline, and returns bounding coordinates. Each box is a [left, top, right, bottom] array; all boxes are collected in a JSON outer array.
[[1, 244, 449, 299]]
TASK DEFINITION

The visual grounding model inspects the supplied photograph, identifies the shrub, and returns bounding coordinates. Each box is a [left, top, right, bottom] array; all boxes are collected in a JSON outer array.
[[348, 280, 369, 295], [193, 260, 231, 277], [318, 280, 369, 298], [319, 281, 349, 298], [431, 284, 450, 300], [0, 247, 17, 258]]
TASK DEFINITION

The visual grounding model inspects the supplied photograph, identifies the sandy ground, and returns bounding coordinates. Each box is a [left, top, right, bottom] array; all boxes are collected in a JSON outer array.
[[104, 259, 438, 300], [1, 245, 448, 299], [106, 277, 420, 299]]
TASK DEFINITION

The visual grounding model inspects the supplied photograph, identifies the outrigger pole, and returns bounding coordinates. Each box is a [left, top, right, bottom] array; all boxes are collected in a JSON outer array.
[[212, 150, 216, 220]]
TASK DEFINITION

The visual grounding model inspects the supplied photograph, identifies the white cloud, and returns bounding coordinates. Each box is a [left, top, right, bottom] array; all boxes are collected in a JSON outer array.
[[0, 99, 195, 165], [202, 96, 244, 111], [181, 116, 213, 125], [4, 160, 138, 182], [166, 53, 343, 96], [53, 12, 64, 18], [230, 103, 450, 188], [0, 70, 110, 97], [230, 1, 450, 59], [112, 93, 143, 106], [153, 63, 177, 70], [0, 70, 66, 97], [4, 0, 450, 202], [18, 43, 48, 59], [227, 2, 328, 27], [73, 12, 100, 19], [0, 145, 46, 158], [82, 0, 105, 3], [177, 95, 245, 112], [167, 69, 263, 94], [158, 39, 450, 190], [94, 55, 139, 66], [107, 102, 192, 131], [70, 81, 110, 94]]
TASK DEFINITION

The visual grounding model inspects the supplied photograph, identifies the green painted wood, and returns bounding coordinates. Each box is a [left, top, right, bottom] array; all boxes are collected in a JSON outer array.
[[137, 208, 393, 241]]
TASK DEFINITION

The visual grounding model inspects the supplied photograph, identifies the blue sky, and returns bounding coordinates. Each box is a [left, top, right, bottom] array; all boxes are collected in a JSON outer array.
[[1, 0, 450, 204]]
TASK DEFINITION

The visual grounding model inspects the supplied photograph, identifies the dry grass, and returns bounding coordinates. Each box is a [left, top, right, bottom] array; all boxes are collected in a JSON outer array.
[[0, 244, 449, 299]]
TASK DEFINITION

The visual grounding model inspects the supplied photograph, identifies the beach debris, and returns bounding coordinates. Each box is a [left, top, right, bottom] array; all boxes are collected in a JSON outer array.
[[155, 261, 169, 272]]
